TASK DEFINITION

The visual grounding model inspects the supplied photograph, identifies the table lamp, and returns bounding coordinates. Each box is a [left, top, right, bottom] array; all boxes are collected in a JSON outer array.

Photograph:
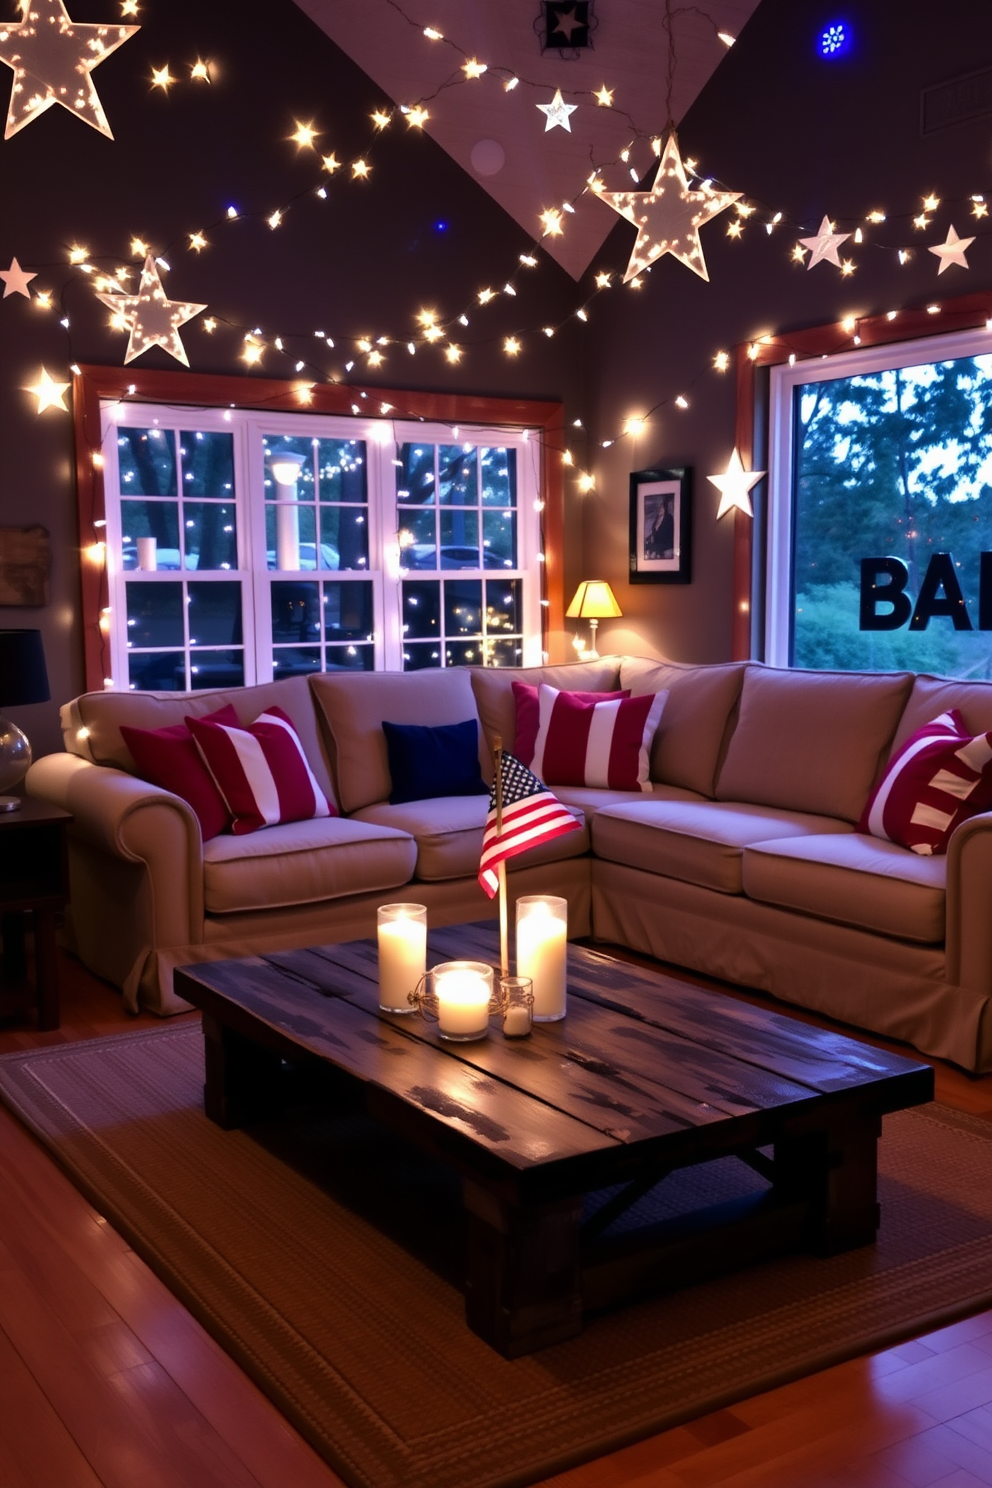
[[565, 580, 622, 660], [0, 629, 51, 811]]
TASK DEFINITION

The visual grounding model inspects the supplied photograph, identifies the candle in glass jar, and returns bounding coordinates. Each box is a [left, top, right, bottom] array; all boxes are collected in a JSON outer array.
[[515, 896, 567, 1021], [377, 904, 427, 1012], [434, 964, 492, 1040]]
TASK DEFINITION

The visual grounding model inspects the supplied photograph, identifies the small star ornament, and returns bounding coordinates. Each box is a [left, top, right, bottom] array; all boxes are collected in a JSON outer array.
[[599, 133, 741, 282], [929, 225, 974, 274], [708, 448, 765, 519], [96, 255, 206, 366], [0, 256, 35, 297], [798, 215, 851, 270], [27, 367, 70, 412], [0, 0, 139, 140], [536, 88, 577, 132]]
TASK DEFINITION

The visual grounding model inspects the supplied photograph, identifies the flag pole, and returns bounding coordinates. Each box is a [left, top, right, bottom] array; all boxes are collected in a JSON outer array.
[[493, 734, 509, 976]]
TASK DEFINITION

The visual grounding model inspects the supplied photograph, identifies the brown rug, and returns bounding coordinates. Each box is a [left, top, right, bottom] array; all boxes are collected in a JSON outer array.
[[2, 1026, 992, 1488]]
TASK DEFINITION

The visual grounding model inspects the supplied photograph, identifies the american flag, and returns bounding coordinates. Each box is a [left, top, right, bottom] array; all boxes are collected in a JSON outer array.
[[478, 751, 581, 898]]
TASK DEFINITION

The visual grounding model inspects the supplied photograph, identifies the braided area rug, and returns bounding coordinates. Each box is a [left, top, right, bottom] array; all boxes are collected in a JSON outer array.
[[2, 1024, 992, 1488]]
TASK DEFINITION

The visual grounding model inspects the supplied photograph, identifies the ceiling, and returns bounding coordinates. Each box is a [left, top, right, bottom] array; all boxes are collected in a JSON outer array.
[[292, 0, 762, 280]]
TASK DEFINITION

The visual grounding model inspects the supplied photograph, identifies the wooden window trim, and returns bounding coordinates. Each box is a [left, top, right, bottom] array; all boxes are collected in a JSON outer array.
[[72, 365, 566, 690]]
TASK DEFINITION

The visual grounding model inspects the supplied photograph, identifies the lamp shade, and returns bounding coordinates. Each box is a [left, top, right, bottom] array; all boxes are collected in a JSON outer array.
[[0, 629, 51, 707], [566, 580, 623, 620]]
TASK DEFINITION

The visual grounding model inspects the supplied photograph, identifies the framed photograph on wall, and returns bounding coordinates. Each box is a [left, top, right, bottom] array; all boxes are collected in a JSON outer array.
[[629, 466, 691, 584]]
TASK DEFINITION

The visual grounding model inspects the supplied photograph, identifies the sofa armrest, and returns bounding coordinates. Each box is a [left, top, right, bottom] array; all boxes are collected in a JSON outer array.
[[26, 753, 205, 1008], [945, 810, 992, 989]]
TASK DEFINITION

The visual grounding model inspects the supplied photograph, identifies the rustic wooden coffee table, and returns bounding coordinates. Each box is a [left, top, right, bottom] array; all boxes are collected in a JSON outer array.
[[175, 924, 934, 1358]]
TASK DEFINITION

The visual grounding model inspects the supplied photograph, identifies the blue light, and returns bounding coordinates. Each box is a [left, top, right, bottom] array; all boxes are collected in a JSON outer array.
[[819, 20, 851, 57], [434, 219, 449, 233]]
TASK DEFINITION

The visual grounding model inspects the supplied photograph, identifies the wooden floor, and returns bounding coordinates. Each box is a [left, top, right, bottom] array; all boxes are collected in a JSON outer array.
[[2, 950, 992, 1488]]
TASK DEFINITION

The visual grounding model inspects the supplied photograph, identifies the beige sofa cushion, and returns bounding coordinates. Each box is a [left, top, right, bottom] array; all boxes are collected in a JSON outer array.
[[353, 795, 589, 881], [592, 799, 852, 895], [202, 816, 417, 915], [62, 674, 336, 805], [742, 834, 945, 944], [619, 657, 746, 797], [310, 668, 484, 813], [890, 675, 992, 755], [715, 665, 912, 823], [469, 659, 622, 758]]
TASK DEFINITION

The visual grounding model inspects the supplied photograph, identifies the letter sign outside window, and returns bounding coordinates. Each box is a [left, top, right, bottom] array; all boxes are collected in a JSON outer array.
[[859, 557, 912, 631]]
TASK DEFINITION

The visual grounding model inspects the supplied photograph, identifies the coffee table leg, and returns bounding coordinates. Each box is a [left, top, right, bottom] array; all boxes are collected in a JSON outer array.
[[462, 1180, 583, 1357], [776, 1111, 881, 1254], [202, 1012, 283, 1128]]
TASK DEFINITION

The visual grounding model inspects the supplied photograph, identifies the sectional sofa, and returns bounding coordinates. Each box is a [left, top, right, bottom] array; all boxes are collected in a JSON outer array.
[[25, 656, 992, 1073]]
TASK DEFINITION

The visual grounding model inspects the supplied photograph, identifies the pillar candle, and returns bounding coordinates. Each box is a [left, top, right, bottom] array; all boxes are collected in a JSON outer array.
[[515, 897, 567, 1021], [377, 904, 426, 1012], [434, 964, 492, 1040]]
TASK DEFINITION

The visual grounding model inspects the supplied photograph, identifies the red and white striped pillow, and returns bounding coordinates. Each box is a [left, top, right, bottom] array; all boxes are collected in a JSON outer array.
[[859, 709, 992, 856], [531, 684, 666, 792], [187, 705, 335, 835]]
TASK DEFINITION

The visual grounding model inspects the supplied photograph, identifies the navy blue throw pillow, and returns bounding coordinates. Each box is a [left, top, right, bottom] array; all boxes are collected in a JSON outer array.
[[382, 719, 489, 805]]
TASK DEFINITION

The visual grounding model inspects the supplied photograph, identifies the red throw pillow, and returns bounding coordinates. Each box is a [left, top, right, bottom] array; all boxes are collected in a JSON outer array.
[[531, 684, 666, 792], [859, 709, 992, 856], [121, 704, 238, 841], [511, 680, 629, 766], [187, 705, 336, 835]]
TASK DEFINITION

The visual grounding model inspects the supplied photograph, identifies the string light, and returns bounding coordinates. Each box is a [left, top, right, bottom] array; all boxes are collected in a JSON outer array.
[[150, 65, 173, 91], [291, 121, 318, 148]]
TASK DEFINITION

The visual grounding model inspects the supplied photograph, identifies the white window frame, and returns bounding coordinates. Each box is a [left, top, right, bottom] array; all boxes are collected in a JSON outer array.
[[98, 400, 545, 689], [766, 324, 992, 668]]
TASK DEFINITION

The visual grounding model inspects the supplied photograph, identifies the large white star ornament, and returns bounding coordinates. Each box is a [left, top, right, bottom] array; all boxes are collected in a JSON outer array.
[[599, 134, 741, 282], [536, 88, 577, 132], [929, 224, 974, 274], [0, 0, 138, 140], [0, 256, 35, 296], [96, 255, 206, 366], [797, 215, 851, 270], [708, 449, 765, 520], [27, 367, 69, 412]]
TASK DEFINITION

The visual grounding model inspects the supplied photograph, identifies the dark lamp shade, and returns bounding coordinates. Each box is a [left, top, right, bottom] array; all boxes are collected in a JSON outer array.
[[0, 629, 51, 707]]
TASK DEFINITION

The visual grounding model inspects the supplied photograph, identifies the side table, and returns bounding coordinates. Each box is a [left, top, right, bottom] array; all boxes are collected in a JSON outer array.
[[0, 797, 72, 1030]]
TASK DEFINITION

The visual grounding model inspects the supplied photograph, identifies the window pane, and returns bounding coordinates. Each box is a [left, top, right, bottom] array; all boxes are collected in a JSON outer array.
[[273, 647, 321, 679], [120, 500, 180, 571], [481, 447, 516, 507], [263, 436, 314, 500], [316, 438, 367, 503], [272, 581, 320, 643], [483, 509, 516, 568], [487, 638, 524, 667], [438, 511, 479, 563], [445, 639, 485, 666], [323, 581, 373, 642], [319, 506, 368, 570], [179, 430, 235, 498], [188, 582, 242, 646], [183, 503, 237, 571], [402, 581, 440, 639], [486, 579, 522, 633], [399, 510, 437, 566], [126, 581, 184, 647], [190, 651, 244, 689], [397, 444, 436, 506], [402, 643, 442, 670], [326, 643, 375, 671], [439, 445, 477, 506], [444, 580, 482, 636], [792, 355, 992, 676], [117, 427, 177, 496], [128, 651, 186, 690]]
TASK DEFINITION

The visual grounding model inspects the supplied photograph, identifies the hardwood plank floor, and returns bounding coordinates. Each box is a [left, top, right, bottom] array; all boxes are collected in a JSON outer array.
[[2, 943, 992, 1488]]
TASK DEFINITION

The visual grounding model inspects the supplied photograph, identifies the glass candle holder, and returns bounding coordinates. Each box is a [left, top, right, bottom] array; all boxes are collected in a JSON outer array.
[[499, 976, 533, 1038], [408, 960, 496, 1041], [515, 895, 568, 1021], [377, 903, 427, 1013]]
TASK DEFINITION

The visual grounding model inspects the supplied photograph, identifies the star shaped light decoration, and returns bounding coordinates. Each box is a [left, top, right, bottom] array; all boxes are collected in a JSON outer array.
[[0, 0, 139, 140], [0, 256, 35, 297], [599, 133, 741, 283], [96, 255, 207, 366], [26, 367, 70, 412], [929, 224, 975, 274], [797, 215, 851, 270], [707, 448, 765, 520], [536, 89, 577, 133]]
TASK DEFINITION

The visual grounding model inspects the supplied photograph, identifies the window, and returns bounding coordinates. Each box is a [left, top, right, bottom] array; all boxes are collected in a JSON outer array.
[[78, 370, 561, 693], [767, 326, 992, 677]]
